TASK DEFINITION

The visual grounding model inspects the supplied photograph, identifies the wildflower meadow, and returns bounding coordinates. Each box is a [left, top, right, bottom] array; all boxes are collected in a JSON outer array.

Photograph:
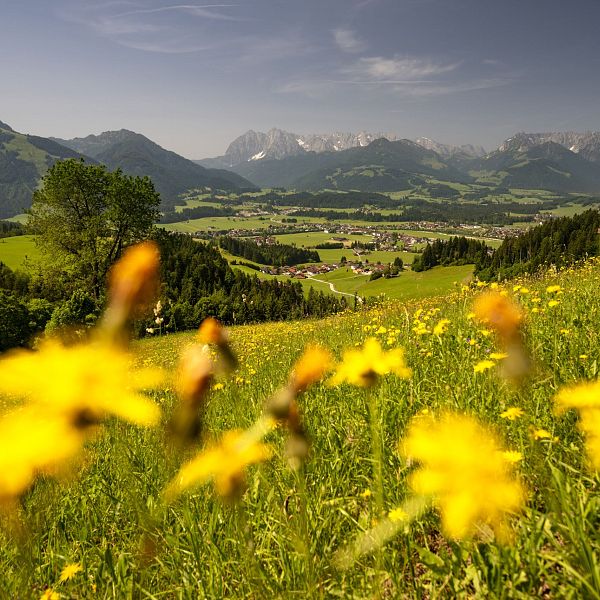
[[1, 245, 600, 598]]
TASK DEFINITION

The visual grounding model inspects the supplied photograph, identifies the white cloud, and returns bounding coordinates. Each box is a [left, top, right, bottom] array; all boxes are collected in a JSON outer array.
[[343, 56, 461, 81], [333, 28, 366, 53]]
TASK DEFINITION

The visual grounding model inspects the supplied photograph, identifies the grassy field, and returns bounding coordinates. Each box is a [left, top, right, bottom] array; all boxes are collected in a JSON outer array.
[[1, 258, 599, 597], [0, 235, 41, 270], [317, 264, 473, 300]]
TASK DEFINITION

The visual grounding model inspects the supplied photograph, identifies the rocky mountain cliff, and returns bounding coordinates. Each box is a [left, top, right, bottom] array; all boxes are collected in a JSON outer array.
[[499, 131, 600, 163], [197, 128, 487, 168]]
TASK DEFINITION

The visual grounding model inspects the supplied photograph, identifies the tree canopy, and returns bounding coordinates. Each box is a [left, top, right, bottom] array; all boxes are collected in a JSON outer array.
[[28, 159, 160, 298]]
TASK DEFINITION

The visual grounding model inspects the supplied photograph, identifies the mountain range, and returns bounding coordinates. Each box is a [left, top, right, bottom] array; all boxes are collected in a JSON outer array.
[[197, 128, 600, 194], [2, 120, 600, 219], [196, 128, 487, 170]]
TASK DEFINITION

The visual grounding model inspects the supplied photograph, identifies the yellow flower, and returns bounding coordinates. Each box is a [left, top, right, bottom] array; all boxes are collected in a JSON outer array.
[[0, 407, 84, 501], [501, 451, 523, 464], [401, 413, 524, 541], [375, 326, 387, 335], [176, 344, 214, 407], [360, 489, 372, 499], [433, 318, 450, 336], [546, 285, 561, 293], [473, 292, 523, 342], [290, 345, 333, 393], [500, 407, 524, 421], [555, 381, 600, 467], [106, 241, 160, 322], [474, 359, 496, 373], [165, 429, 272, 500], [40, 590, 60, 600], [212, 383, 224, 391], [532, 428, 552, 440], [198, 317, 227, 345], [0, 341, 162, 427], [548, 300, 559, 308], [330, 338, 411, 387], [490, 352, 509, 360], [388, 507, 408, 522], [59, 563, 82, 582]]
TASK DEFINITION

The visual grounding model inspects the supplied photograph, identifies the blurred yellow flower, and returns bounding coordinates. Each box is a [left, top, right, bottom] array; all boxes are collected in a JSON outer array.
[[0, 341, 162, 427], [104, 241, 160, 328], [474, 360, 495, 373], [501, 451, 523, 464], [330, 338, 411, 387], [401, 413, 524, 541], [532, 428, 552, 440], [546, 285, 561, 293], [556, 381, 600, 468], [389, 507, 408, 522], [0, 407, 84, 501], [433, 318, 450, 336], [473, 292, 523, 342], [59, 563, 82, 582], [165, 429, 272, 499], [290, 345, 333, 393], [548, 300, 559, 308], [500, 407, 524, 421], [198, 317, 227, 346], [40, 590, 60, 600], [490, 352, 509, 360]]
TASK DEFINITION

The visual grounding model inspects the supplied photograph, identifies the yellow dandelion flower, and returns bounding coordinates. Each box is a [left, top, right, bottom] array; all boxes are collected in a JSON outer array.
[[198, 317, 227, 345], [500, 407, 524, 421], [580, 354, 589, 360], [433, 318, 450, 336], [389, 507, 408, 522], [375, 326, 387, 335], [519, 287, 530, 295], [165, 429, 272, 500], [473, 292, 523, 342], [532, 428, 552, 440], [401, 413, 524, 541], [0, 341, 162, 427], [105, 241, 160, 325], [548, 300, 559, 308], [501, 451, 523, 464], [59, 563, 82, 582], [40, 590, 60, 600], [176, 345, 214, 405], [330, 338, 411, 387], [360, 489, 372, 499], [474, 359, 496, 373], [212, 383, 224, 391], [490, 352, 509, 360], [546, 285, 561, 293], [0, 407, 84, 500], [290, 345, 333, 393], [555, 381, 600, 467]]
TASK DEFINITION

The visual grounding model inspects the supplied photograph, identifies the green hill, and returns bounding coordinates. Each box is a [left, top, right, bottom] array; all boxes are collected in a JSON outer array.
[[471, 141, 600, 192], [53, 130, 256, 211], [0, 121, 88, 218]]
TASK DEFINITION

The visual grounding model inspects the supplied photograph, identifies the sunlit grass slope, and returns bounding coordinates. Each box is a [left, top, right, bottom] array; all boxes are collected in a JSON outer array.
[[1, 259, 600, 597]]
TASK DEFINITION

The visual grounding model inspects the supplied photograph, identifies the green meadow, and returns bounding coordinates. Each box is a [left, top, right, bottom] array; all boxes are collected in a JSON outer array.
[[1, 258, 600, 597]]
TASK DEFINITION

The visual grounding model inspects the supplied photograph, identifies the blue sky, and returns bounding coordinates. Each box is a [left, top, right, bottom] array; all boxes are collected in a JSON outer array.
[[1, 0, 599, 158]]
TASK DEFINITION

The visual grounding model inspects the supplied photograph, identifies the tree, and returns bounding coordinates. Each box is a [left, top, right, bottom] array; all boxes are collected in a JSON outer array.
[[28, 159, 160, 299]]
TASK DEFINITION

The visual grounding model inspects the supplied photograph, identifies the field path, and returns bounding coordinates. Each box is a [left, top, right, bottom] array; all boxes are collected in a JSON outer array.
[[306, 274, 363, 302]]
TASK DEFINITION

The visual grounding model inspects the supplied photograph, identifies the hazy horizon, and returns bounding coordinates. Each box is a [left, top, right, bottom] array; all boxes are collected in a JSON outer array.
[[2, 0, 599, 160]]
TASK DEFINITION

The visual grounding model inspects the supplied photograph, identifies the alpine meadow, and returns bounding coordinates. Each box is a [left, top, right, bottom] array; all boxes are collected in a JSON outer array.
[[2, 1, 600, 598]]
